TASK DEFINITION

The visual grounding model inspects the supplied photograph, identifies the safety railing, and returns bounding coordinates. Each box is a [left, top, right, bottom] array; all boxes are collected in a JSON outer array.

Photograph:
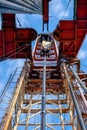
[[0, 67, 23, 125]]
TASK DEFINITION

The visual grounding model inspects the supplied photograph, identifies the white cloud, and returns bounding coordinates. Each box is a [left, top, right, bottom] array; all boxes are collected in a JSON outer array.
[[78, 35, 87, 60], [0, 59, 25, 88], [50, 0, 63, 16], [16, 14, 30, 28], [16, 14, 42, 28], [58, 10, 69, 18], [49, 0, 70, 19], [78, 50, 87, 59]]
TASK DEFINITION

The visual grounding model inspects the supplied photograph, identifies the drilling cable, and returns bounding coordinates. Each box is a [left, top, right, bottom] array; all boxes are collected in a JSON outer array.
[[0, 44, 30, 62], [41, 56, 46, 130]]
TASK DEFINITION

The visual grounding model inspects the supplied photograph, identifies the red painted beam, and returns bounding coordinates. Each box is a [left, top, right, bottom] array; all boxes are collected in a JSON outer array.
[[77, 0, 87, 20], [0, 28, 37, 59], [0, 14, 37, 59], [53, 0, 87, 59], [42, 0, 49, 23], [16, 28, 37, 42], [2, 13, 15, 28], [0, 28, 37, 58], [76, 0, 87, 54]]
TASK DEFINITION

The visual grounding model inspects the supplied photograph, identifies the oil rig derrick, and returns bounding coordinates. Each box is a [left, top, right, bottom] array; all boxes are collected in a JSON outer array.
[[0, 0, 87, 130]]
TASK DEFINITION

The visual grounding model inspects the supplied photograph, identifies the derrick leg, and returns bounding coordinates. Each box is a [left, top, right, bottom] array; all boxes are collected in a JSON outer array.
[[0, 60, 87, 130]]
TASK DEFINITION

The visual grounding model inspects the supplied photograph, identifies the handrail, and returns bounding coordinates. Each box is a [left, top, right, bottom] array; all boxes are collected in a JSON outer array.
[[0, 68, 17, 104]]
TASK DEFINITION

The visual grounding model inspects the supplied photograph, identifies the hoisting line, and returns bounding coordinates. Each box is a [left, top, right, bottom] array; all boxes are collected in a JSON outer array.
[[41, 55, 46, 130], [40, 35, 52, 130]]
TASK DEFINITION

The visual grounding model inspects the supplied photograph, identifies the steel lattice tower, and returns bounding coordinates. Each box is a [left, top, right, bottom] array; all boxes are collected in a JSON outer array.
[[0, 0, 87, 130]]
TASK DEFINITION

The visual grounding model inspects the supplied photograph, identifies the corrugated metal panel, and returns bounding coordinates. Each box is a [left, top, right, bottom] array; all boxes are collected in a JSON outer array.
[[0, 0, 42, 14]]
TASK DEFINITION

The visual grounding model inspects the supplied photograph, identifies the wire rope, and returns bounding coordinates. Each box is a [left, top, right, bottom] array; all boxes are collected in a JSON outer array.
[[16, 15, 32, 28], [49, 0, 73, 20], [61, 0, 72, 19], [0, 44, 25, 59], [0, 43, 30, 62], [16, 16, 22, 27]]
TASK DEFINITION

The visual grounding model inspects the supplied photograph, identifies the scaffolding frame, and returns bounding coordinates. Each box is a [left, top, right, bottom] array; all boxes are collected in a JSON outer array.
[[0, 59, 86, 130]]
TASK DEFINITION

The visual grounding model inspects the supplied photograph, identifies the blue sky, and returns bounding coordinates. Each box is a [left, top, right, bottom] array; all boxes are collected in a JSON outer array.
[[0, 0, 87, 129]]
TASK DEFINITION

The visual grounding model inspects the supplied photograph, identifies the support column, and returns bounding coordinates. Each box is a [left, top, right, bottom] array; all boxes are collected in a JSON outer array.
[[25, 95, 32, 130], [69, 65, 87, 92], [62, 63, 86, 130]]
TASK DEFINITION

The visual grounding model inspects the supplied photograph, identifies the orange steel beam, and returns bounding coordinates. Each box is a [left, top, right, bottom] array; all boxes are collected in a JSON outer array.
[[42, 0, 49, 23], [0, 14, 37, 59], [42, 0, 52, 23], [53, 0, 87, 59], [0, 0, 87, 60]]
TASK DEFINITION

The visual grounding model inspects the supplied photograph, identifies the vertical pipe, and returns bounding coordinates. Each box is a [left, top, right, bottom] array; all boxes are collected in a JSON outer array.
[[62, 63, 86, 130], [41, 56, 46, 130], [79, 88, 87, 108], [42, 0, 49, 31], [69, 65, 87, 92], [73, 0, 77, 20]]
